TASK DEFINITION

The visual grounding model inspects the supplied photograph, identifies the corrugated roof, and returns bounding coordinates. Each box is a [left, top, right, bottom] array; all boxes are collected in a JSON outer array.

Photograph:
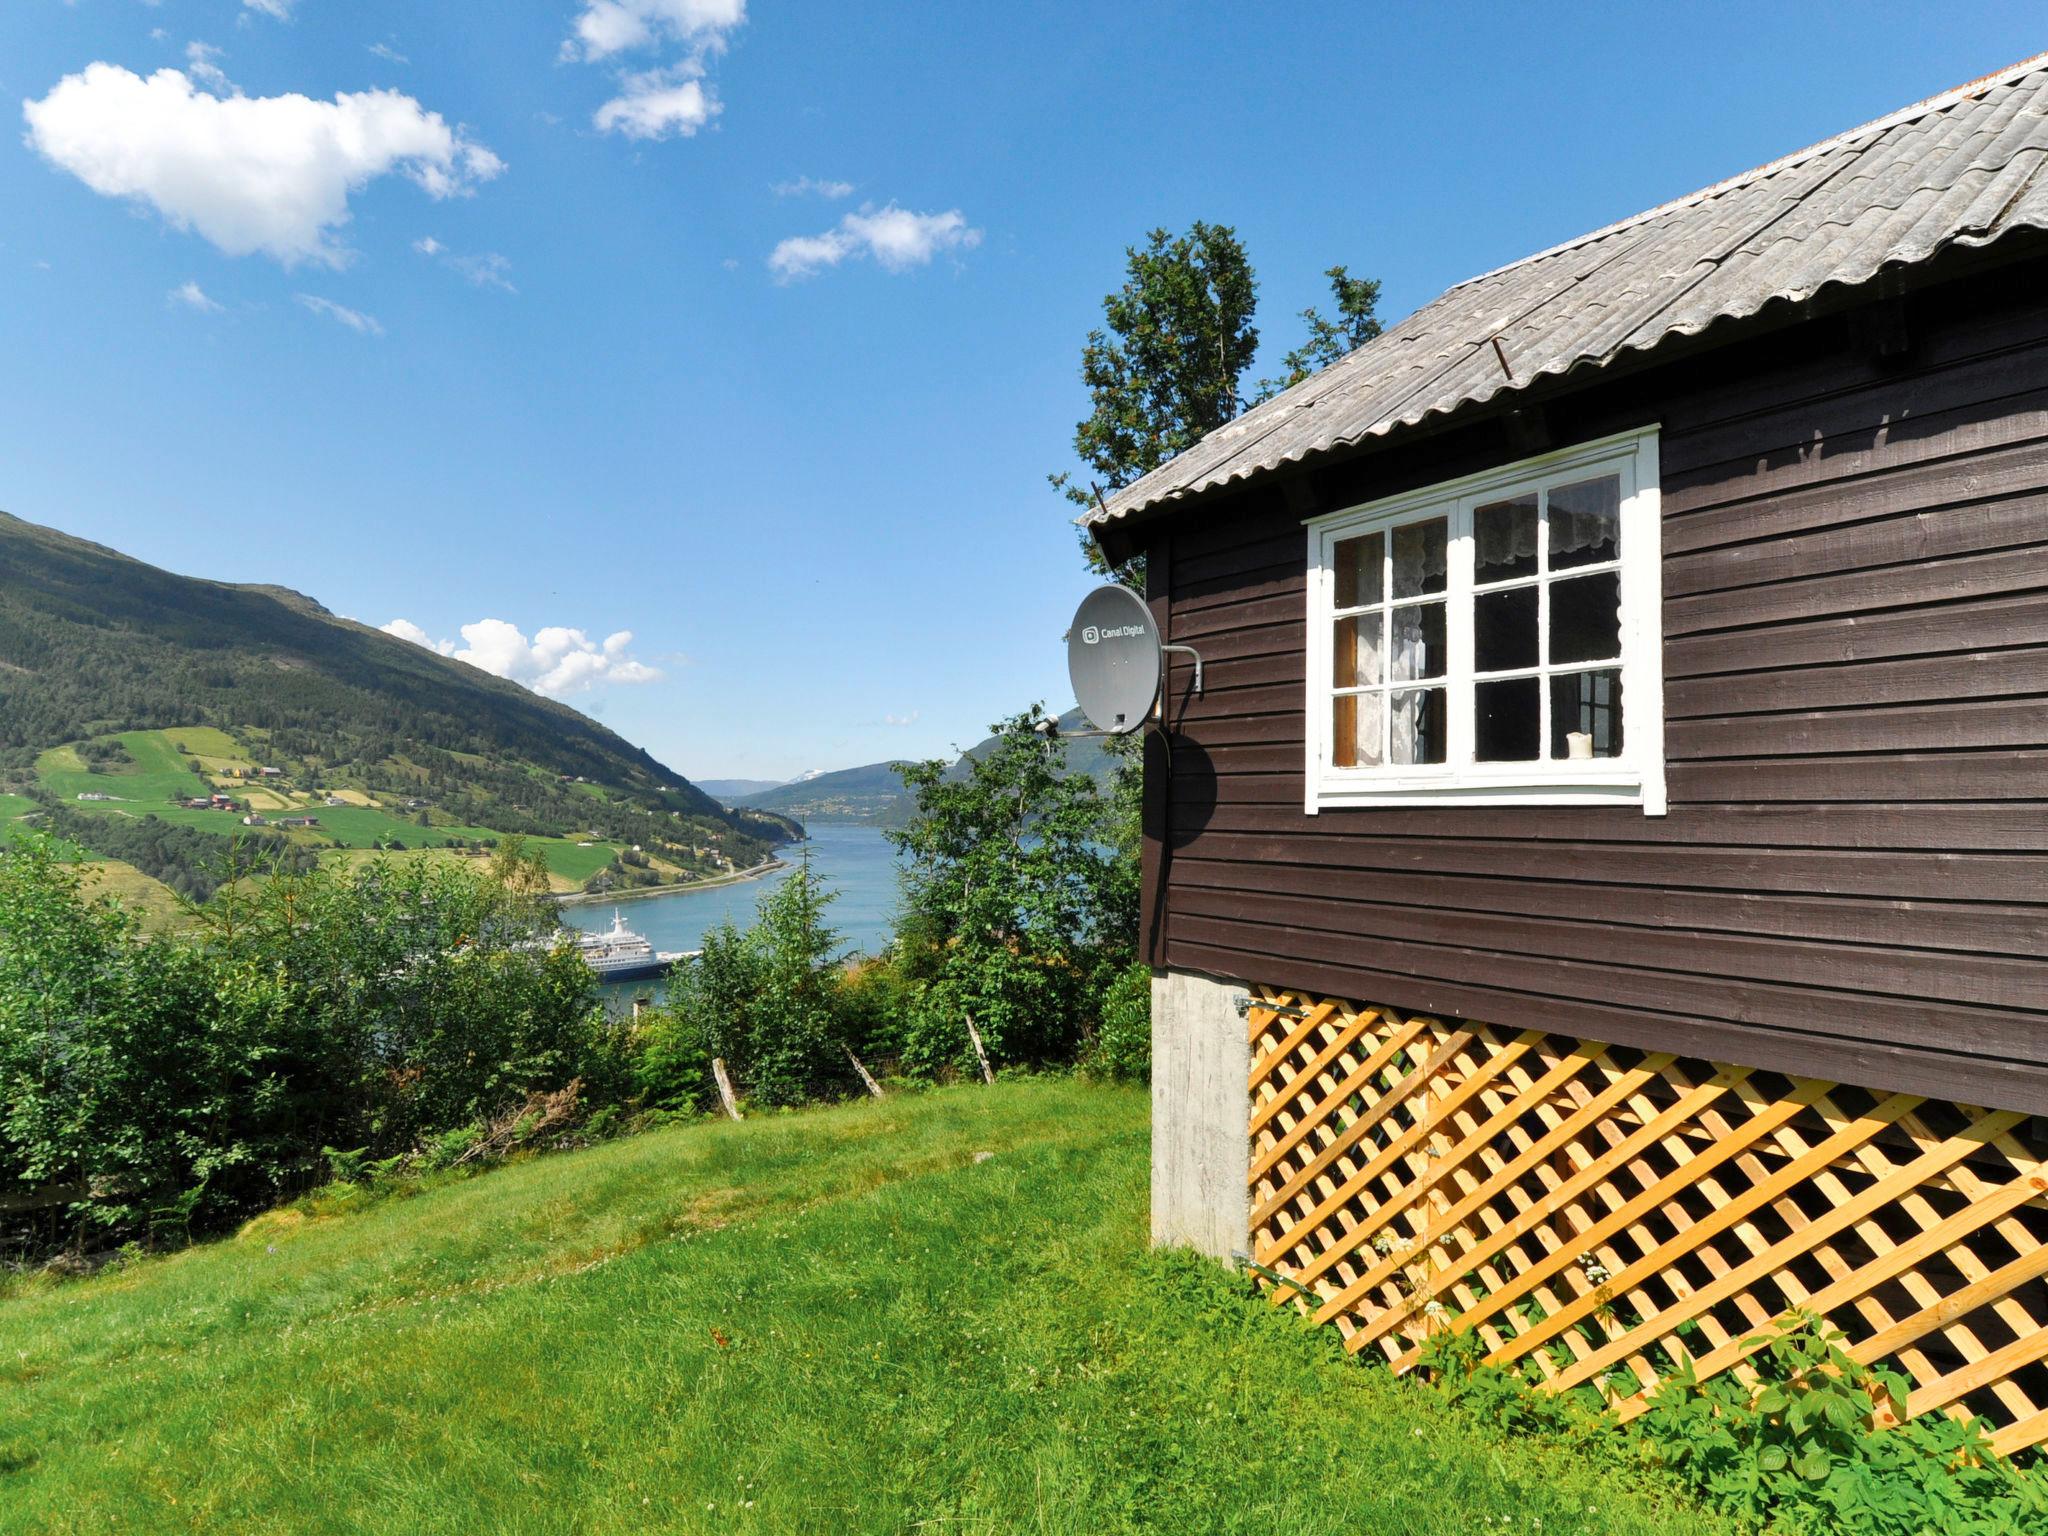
[[1082, 53, 2048, 530]]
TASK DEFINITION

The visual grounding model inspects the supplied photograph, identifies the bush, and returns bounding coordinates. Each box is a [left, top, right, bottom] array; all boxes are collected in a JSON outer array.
[[0, 835, 616, 1252], [1082, 960, 1152, 1083], [1635, 1314, 2048, 1535]]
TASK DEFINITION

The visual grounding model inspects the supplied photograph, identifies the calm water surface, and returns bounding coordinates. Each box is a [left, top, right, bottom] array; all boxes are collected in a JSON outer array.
[[559, 824, 902, 984]]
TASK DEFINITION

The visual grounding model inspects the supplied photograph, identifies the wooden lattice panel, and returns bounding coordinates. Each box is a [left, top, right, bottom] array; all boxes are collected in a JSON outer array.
[[1245, 987, 2048, 1459]]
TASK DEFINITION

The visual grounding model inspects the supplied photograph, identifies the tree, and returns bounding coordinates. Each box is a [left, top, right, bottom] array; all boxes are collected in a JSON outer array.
[[666, 853, 848, 1108], [1052, 222, 1260, 583], [1255, 264, 1383, 400], [889, 708, 1130, 1076], [488, 833, 552, 897]]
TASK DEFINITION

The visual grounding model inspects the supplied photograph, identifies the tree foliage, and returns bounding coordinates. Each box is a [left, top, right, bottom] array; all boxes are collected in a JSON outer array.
[[1052, 222, 1260, 580], [1254, 264, 1383, 400], [0, 834, 614, 1249], [889, 708, 1137, 1077]]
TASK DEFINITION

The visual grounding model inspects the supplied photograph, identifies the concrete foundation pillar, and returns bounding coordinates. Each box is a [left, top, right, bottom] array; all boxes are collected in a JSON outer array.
[[1150, 967, 1251, 1263]]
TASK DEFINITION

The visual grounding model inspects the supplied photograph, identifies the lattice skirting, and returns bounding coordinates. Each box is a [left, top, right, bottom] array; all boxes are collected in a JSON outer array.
[[1244, 987, 2048, 1459]]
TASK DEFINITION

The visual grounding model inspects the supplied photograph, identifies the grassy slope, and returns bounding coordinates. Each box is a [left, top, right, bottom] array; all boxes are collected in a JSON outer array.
[[0, 1082, 1727, 1536]]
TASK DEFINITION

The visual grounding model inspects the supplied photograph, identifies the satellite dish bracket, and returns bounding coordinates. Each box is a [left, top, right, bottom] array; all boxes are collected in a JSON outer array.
[[1159, 643, 1204, 697]]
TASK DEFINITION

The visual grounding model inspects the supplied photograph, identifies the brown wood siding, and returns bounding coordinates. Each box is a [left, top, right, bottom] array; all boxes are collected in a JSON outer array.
[[1139, 262, 2048, 1113]]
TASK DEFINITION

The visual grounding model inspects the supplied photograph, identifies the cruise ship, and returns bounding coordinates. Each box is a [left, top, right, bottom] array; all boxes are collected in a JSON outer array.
[[572, 909, 682, 982]]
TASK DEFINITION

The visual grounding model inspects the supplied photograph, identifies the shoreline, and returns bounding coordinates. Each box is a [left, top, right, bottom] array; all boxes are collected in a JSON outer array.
[[552, 852, 789, 907]]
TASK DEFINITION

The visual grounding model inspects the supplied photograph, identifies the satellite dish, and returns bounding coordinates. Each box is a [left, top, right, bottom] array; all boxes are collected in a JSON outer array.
[[1068, 585, 1162, 734]]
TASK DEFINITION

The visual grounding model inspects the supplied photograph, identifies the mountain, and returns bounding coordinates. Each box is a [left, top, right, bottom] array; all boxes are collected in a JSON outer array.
[[730, 709, 1125, 827], [696, 778, 785, 801], [731, 761, 916, 825], [0, 510, 795, 903]]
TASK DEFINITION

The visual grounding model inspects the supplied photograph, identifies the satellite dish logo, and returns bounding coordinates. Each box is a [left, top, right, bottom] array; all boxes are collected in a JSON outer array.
[[1081, 623, 1145, 645]]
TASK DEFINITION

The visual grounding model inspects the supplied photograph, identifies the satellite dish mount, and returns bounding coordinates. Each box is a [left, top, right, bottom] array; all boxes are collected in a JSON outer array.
[[1065, 585, 1203, 736]]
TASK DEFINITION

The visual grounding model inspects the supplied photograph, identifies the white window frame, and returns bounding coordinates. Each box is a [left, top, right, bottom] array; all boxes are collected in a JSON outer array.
[[1304, 426, 1665, 815]]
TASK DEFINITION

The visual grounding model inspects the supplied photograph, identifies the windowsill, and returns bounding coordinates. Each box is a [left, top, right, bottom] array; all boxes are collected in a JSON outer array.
[[1307, 771, 1661, 813]]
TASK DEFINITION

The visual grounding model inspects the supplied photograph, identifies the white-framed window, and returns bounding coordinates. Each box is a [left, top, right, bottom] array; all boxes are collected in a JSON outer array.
[[1305, 427, 1665, 814]]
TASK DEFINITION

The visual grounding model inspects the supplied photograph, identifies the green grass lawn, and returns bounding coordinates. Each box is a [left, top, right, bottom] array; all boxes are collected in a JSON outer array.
[[0, 1082, 1727, 1536]]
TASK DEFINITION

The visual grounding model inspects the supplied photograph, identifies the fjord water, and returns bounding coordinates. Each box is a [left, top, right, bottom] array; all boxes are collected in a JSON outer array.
[[559, 823, 902, 965]]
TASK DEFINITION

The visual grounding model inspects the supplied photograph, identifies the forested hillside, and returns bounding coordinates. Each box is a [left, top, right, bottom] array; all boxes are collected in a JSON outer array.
[[0, 511, 793, 900]]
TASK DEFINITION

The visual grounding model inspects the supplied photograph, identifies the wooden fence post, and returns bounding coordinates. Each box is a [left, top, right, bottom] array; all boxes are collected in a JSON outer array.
[[711, 1057, 743, 1121], [963, 1013, 996, 1085], [845, 1045, 885, 1099]]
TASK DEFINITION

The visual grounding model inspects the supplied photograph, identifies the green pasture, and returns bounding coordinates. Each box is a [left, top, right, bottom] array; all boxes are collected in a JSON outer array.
[[0, 1081, 1726, 1536]]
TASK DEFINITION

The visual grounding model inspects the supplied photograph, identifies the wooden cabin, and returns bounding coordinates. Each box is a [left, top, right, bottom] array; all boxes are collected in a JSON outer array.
[[1088, 58, 2048, 1456]]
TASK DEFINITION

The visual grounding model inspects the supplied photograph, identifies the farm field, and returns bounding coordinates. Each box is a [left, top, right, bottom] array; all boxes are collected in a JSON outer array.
[[0, 1082, 1728, 1536], [32, 729, 613, 859], [0, 792, 37, 828]]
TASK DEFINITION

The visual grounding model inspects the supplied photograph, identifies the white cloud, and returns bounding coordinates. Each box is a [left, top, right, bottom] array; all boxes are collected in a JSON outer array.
[[184, 42, 230, 92], [593, 63, 717, 140], [379, 618, 452, 653], [568, 0, 745, 142], [769, 203, 981, 282], [772, 175, 853, 199], [242, 0, 295, 20], [368, 43, 409, 65], [168, 279, 221, 312], [23, 65, 505, 267], [384, 617, 663, 696], [412, 235, 513, 291], [296, 293, 383, 336], [883, 710, 921, 727], [567, 0, 745, 62]]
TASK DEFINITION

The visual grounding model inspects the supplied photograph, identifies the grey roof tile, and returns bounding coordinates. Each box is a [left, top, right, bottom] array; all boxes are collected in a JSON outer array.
[[1085, 55, 2048, 530]]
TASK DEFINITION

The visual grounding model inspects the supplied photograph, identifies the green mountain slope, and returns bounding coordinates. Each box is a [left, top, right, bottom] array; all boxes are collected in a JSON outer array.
[[732, 761, 916, 824], [0, 510, 793, 899], [731, 709, 1121, 826]]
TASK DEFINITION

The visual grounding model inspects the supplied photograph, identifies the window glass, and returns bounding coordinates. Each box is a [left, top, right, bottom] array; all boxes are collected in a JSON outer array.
[[1474, 586, 1538, 672], [1475, 677, 1541, 762], [1474, 494, 1538, 583], [1389, 687, 1447, 765], [1551, 669, 1624, 759], [1333, 691, 1383, 768], [1392, 517, 1448, 598], [1549, 475, 1620, 569], [1311, 434, 1655, 803], [1389, 602, 1447, 682], [1333, 614, 1382, 689], [1333, 531, 1384, 609], [1549, 571, 1621, 664]]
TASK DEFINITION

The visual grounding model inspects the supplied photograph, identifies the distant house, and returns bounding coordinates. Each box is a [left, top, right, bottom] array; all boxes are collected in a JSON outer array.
[[324, 794, 348, 807], [76, 792, 110, 802], [275, 815, 319, 828], [257, 766, 284, 778], [240, 814, 267, 827]]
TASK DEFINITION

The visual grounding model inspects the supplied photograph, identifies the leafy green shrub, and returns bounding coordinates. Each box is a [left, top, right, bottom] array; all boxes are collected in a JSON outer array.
[[0, 834, 618, 1252], [890, 709, 1136, 1079], [1636, 1313, 2048, 1535], [1082, 959, 1152, 1083], [664, 859, 852, 1108]]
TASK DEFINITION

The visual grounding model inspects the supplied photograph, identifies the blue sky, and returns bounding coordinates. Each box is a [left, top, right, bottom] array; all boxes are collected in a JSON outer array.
[[1, 1, 2041, 781]]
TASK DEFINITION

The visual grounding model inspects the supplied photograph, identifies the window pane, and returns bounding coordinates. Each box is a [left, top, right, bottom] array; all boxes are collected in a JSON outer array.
[[1389, 600, 1446, 681], [1333, 531, 1384, 609], [1392, 517, 1448, 598], [1551, 669, 1624, 759], [1333, 691, 1383, 768], [1389, 687, 1447, 765], [1333, 615, 1382, 689], [1474, 586, 1538, 672], [1550, 570, 1621, 663], [1549, 475, 1620, 569], [1475, 677, 1541, 763], [1475, 493, 1538, 583]]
